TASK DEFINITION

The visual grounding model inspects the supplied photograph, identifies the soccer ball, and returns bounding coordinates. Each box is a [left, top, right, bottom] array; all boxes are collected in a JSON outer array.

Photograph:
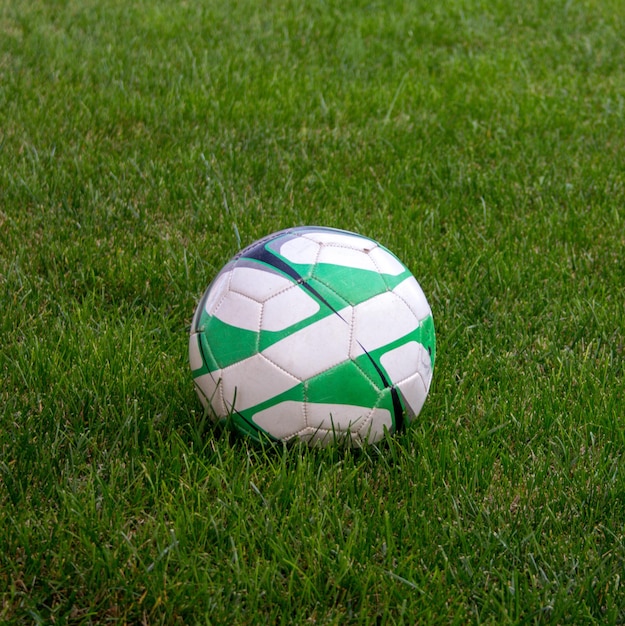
[[189, 226, 436, 446]]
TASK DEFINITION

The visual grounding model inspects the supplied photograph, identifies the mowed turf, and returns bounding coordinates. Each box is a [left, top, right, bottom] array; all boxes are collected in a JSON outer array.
[[1, 0, 624, 623]]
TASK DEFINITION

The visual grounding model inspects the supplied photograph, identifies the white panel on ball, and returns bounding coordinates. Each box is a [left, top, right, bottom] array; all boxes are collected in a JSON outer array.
[[193, 371, 225, 415], [393, 276, 432, 322], [221, 353, 300, 412], [316, 246, 379, 272], [350, 292, 418, 355], [277, 237, 321, 265], [379, 341, 430, 385], [252, 400, 307, 440], [305, 231, 375, 251], [189, 334, 204, 371], [203, 270, 232, 315], [306, 402, 373, 431], [395, 372, 428, 419], [229, 266, 294, 302], [262, 286, 321, 332], [252, 400, 306, 439], [213, 290, 262, 332], [262, 306, 353, 381], [368, 246, 406, 276], [365, 407, 394, 440]]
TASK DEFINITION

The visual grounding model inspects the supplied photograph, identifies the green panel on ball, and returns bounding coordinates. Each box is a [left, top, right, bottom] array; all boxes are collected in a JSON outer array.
[[420, 315, 436, 367], [275, 260, 414, 308], [301, 275, 351, 311], [200, 315, 259, 370], [305, 359, 381, 408], [311, 265, 393, 306]]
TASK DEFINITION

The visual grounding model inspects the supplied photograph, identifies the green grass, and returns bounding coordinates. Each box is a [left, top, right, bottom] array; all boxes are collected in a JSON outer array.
[[1, 0, 625, 623]]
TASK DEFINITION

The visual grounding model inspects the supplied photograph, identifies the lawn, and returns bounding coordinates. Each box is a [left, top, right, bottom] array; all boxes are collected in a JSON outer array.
[[1, 0, 624, 623]]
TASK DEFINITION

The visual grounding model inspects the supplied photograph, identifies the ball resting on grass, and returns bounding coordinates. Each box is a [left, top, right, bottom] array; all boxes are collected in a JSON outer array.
[[190, 226, 436, 446]]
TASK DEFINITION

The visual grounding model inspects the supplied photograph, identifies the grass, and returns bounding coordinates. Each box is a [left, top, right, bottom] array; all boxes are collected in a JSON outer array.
[[1, 0, 624, 623]]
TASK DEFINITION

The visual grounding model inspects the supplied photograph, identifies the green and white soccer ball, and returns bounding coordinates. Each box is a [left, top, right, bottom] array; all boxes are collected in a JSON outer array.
[[189, 226, 436, 446]]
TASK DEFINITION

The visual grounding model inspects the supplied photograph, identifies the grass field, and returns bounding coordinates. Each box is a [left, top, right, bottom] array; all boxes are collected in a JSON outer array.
[[1, 0, 625, 623]]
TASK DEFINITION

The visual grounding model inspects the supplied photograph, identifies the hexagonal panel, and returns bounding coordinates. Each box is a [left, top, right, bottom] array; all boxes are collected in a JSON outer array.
[[273, 234, 321, 267], [251, 399, 307, 441], [220, 353, 300, 413], [202, 268, 233, 316], [188, 331, 204, 372], [228, 263, 295, 303], [316, 244, 379, 272], [350, 291, 419, 357], [212, 290, 262, 332], [378, 341, 430, 387], [304, 401, 373, 433], [193, 371, 225, 417], [202, 314, 259, 370], [395, 372, 428, 421], [392, 276, 432, 323], [261, 284, 321, 332], [303, 230, 376, 251], [304, 357, 381, 414], [358, 407, 393, 443], [262, 305, 353, 381], [367, 245, 407, 277], [312, 261, 388, 307]]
